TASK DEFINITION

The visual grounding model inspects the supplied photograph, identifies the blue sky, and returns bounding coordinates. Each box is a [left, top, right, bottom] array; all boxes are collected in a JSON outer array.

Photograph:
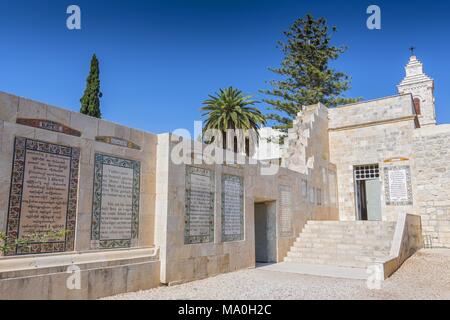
[[0, 0, 449, 134]]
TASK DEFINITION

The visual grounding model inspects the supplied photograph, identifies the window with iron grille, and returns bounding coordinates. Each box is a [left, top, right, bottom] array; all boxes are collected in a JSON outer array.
[[354, 165, 380, 181]]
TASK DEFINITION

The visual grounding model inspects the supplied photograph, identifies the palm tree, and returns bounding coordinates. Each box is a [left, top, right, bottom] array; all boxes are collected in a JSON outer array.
[[201, 87, 266, 154]]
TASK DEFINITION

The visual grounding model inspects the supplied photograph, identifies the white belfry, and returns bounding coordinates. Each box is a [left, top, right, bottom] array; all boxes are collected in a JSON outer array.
[[397, 55, 436, 126]]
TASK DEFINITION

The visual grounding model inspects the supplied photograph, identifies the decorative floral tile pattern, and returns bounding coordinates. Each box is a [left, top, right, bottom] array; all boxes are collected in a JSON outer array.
[[5, 137, 80, 256], [91, 153, 140, 249], [384, 165, 413, 206]]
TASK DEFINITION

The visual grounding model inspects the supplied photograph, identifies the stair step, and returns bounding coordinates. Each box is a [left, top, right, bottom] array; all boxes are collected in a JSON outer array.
[[284, 257, 373, 268], [289, 246, 390, 255], [293, 239, 392, 246], [287, 251, 388, 261], [294, 238, 392, 245], [283, 220, 396, 269]]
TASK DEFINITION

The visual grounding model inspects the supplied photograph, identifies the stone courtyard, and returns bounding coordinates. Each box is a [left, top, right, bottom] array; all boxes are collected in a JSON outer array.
[[104, 249, 450, 300], [1, 54, 449, 300]]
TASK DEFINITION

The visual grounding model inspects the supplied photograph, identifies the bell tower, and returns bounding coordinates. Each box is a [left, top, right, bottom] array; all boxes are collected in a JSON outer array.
[[397, 53, 436, 126]]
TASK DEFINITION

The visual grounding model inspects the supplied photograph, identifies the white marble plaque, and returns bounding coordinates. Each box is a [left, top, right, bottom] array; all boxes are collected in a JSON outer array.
[[384, 166, 413, 206], [301, 179, 308, 199], [309, 186, 315, 204], [329, 170, 337, 206], [279, 186, 293, 237], [222, 175, 244, 242]]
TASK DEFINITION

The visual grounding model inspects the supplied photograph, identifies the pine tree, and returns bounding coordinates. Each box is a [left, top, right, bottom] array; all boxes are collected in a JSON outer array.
[[80, 54, 102, 118], [262, 14, 360, 132]]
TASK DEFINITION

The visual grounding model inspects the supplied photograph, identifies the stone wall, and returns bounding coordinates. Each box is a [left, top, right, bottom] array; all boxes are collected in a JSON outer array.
[[379, 213, 423, 279], [281, 103, 339, 221], [0, 91, 160, 298], [328, 95, 417, 221], [327, 92, 450, 248], [0, 91, 157, 251], [328, 94, 416, 130], [0, 248, 160, 300], [330, 121, 417, 221], [413, 125, 450, 248], [155, 134, 338, 285], [0, 90, 340, 292]]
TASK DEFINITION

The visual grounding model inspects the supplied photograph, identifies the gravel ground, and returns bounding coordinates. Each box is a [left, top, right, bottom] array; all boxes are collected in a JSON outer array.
[[104, 249, 450, 300]]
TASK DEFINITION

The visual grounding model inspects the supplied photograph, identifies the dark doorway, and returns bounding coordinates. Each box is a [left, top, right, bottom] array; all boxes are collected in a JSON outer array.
[[254, 202, 277, 263], [354, 165, 382, 221]]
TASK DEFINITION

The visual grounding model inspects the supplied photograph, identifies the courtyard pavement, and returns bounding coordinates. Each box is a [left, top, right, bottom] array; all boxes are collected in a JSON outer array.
[[104, 249, 450, 300]]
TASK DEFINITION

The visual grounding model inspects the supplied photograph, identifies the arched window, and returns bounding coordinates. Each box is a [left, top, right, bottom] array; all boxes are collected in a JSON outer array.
[[413, 97, 421, 115]]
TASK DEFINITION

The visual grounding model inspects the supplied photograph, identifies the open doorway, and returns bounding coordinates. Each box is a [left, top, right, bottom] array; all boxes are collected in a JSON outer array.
[[354, 165, 382, 221], [254, 202, 277, 263]]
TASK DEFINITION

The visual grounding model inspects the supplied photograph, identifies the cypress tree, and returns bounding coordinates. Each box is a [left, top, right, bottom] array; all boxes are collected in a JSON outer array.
[[80, 54, 102, 118]]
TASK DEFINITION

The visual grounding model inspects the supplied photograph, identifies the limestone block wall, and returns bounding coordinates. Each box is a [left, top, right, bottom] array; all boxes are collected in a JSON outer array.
[[329, 121, 416, 221], [413, 125, 450, 248], [381, 213, 423, 279], [281, 103, 339, 221], [155, 134, 338, 285], [303, 104, 338, 220], [328, 94, 416, 130], [0, 91, 157, 252], [329, 100, 417, 221], [0, 90, 340, 289], [0, 248, 160, 300]]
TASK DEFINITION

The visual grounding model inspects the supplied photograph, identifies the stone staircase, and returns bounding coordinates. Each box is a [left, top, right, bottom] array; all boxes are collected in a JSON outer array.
[[285, 221, 397, 269]]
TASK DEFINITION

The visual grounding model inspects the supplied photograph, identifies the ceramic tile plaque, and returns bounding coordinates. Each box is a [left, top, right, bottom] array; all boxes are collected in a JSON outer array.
[[5, 137, 80, 256], [16, 118, 81, 137], [185, 166, 215, 244], [301, 179, 308, 199], [279, 186, 293, 237], [329, 170, 337, 206], [91, 154, 140, 249], [221, 175, 244, 242], [384, 165, 413, 206], [95, 136, 141, 150]]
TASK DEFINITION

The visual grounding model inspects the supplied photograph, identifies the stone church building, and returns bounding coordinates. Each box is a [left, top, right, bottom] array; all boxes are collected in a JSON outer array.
[[0, 55, 448, 299]]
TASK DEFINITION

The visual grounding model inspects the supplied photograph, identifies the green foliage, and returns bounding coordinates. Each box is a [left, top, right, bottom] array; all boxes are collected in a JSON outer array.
[[80, 54, 102, 118], [0, 232, 8, 256], [201, 87, 266, 139], [0, 229, 71, 256], [262, 14, 361, 132]]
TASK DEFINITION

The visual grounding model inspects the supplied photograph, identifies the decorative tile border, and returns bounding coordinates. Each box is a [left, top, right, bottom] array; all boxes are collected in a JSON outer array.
[[185, 166, 215, 244], [91, 154, 141, 249], [221, 174, 244, 242], [384, 165, 413, 206], [95, 136, 141, 150], [5, 137, 80, 256], [17, 118, 81, 137]]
